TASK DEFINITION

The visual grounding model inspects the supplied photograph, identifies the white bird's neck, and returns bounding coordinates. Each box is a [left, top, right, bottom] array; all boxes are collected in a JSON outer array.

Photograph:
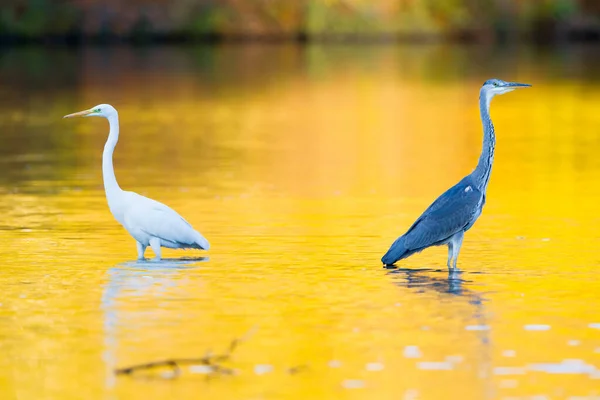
[[103, 115, 123, 205]]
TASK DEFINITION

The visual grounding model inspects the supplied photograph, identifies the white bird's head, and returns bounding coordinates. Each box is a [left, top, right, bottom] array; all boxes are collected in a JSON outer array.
[[481, 78, 531, 97], [63, 104, 118, 119]]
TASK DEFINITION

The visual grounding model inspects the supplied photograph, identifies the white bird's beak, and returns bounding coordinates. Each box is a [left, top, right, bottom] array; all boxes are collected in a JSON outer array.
[[63, 109, 93, 118]]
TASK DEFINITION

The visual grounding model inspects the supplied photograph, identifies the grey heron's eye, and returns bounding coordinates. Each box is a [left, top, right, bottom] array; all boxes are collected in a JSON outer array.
[[493, 82, 499, 87]]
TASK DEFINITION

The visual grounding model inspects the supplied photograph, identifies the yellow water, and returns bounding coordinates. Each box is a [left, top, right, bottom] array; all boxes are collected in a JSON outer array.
[[2, 44, 600, 399]]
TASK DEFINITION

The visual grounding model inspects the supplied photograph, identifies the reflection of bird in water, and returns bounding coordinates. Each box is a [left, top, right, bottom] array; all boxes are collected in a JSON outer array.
[[382, 79, 531, 271], [387, 268, 476, 297], [64, 104, 210, 260], [101, 259, 207, 386], [388, 268, 493, 399]]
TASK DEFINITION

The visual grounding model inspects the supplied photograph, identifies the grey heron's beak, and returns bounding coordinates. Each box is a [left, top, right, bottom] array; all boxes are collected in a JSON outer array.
[[63, 109, 93, 118], [506, 82, 531, 88]]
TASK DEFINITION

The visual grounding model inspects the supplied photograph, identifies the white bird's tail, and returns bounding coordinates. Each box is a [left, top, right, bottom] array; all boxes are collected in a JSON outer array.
[[195, 232, 210, 250]]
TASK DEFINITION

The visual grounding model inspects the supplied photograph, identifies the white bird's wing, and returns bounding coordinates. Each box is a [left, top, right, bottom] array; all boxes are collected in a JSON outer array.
[[123, 192, 210, 249]]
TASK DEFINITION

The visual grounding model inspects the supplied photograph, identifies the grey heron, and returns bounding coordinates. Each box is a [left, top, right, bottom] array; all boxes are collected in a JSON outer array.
[[381, 79, 530, 271]]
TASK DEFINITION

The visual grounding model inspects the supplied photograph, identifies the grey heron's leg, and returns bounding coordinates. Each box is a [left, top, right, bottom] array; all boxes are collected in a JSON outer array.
[[447, 241, 454, 270], [136, 241, 147, 260], [450, 231, 465, 271], [149, 237, 162, 261]]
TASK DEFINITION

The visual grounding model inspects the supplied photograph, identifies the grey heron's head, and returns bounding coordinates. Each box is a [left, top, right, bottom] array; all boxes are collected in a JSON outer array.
[[481, 79, 531, 97], [63, 104, 118, 119]]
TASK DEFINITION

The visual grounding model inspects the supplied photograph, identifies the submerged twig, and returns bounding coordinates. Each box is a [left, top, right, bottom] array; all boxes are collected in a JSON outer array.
[[287, 364, 309, 375], [115, 326, 257, 378]]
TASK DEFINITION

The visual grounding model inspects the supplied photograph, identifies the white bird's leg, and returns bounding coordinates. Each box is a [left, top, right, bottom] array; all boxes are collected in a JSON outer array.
[[149, 237, 162, 261], [136, 242, 146, 260], [450, 231, 465, 271]]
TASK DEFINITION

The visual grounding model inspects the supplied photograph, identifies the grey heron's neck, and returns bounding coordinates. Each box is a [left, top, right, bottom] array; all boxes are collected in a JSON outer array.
[[102, 115, 123, 199], [472, 90, 495, 192]]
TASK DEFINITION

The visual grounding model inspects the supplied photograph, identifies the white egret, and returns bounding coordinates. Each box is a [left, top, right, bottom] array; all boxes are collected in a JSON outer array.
[[64, 104, 210, 260]]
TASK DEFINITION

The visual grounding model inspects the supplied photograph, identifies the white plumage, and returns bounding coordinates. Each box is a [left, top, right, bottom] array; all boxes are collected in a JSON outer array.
[[64, 104, 209, 260]]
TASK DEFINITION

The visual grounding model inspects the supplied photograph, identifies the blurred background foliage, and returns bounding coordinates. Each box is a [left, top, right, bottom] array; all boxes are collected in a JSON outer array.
[[0, 0, 599, 42]]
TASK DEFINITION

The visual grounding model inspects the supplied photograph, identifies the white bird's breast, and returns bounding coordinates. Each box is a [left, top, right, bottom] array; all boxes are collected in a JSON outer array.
[[123, 218, 152, 245], [108, 191, 154, 245]]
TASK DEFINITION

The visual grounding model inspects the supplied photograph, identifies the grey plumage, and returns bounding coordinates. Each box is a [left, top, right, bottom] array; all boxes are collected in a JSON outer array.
[[382, 79, 531, 270]]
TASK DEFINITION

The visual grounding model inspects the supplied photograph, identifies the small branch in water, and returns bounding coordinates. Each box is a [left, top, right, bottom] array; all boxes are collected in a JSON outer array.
[[287, 364, 309, 375], [115, 327, 257, 378]]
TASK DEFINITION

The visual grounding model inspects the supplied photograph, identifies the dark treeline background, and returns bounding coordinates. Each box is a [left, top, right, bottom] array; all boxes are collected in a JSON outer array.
[[1, 0, 599, 44]]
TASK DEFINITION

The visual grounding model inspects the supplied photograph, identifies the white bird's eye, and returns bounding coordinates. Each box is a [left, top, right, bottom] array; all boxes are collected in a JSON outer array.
[[94, 108, 101, 113]]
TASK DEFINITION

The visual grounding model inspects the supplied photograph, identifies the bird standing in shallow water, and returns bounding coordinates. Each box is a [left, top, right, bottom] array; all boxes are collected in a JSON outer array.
[[64, 104, 210, 260], [381, 79, 530, 271]]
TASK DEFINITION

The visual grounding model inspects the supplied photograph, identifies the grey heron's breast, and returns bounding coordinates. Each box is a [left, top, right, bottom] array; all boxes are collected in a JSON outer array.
[[464, 193, 486, 232]]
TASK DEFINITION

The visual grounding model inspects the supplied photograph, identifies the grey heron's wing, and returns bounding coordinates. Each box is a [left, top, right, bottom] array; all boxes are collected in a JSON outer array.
[[403, 182, 482, 251]]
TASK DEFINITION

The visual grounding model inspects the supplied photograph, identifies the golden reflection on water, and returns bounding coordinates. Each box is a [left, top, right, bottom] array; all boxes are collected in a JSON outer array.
[[1, 44, 600, 399]]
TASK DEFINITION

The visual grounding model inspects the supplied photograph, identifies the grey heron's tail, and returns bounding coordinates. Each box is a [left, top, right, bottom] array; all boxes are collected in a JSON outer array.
[[381, 236, 408, 266]]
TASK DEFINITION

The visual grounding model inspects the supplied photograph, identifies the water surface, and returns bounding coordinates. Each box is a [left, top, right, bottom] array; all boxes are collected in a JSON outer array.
[[1, 44, 600, 399]]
